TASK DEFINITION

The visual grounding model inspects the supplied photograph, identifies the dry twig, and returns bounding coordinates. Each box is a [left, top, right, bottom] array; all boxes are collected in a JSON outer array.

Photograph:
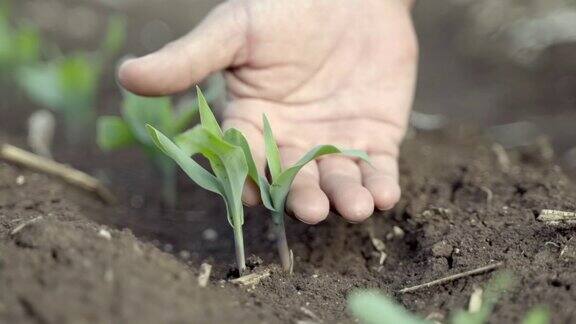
[[230, 269, 271, 286], [0, 144, 115, 204], [10, 216, 43, 235], [537, 209, 576, 223], [398, 262, 504, 294]]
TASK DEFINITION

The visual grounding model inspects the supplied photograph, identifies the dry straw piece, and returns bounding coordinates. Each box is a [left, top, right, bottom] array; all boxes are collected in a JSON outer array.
[[537, 209, 576, 223], [0, 144, 116, 204], [398, 262, 504, 294]]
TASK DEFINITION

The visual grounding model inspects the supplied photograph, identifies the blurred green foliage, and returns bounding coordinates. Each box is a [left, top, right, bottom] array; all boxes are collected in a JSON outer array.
[[97, 76, 224, 207], [0, 1, 41, 78], [348, 272, 550, 324], [16, 14, 127, 144]]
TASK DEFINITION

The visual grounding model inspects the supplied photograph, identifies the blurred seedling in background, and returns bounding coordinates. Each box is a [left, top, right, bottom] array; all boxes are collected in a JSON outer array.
[[228, 116, 369, 272], [147, 87, 249, 273], [0, 1, 41, 80], [16, 14, 126, 144], [97, 78, 223, 208], [348, 272, 550, 324]]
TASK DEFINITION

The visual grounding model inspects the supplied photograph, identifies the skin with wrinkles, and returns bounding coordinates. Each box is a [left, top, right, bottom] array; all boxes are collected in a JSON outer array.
[[118, 0, 418, 224]]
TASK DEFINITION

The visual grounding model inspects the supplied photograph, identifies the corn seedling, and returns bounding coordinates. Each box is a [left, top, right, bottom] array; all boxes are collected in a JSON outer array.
[[98, 77, 223, 207], [16, 15, 126, 144], [0, 0, 41, 79], [147, 87, 248, 273], [348, 272, 550, 324], [227, 115, 369, 272], [97, 89, 202, 207]]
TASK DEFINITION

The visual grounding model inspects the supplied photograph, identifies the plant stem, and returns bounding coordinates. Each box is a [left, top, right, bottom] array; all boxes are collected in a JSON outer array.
[[228, 196, 247, 274], [272, 210, 292, 272], [233, 220, 246, 274]]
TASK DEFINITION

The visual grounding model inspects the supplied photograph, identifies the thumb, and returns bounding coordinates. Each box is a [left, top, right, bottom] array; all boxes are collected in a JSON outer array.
[[118, 2, 247, 96]]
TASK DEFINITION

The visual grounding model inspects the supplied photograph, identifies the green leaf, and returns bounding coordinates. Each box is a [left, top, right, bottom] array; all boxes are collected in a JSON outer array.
[[14, 24, 40, 65], [146, 124, 222, 195], [16, 64, 62, 109], [122, 90, 173, 144], [224, 128, 273, 210], [58, 55, 98, 111], [522, 307, 550, 324], [97, 116, 136, 151], [100, 14, 127, 59], [348, 290, 429, 324], [269, 145, 369, 210], [175, 126, 248, 226], [263, 114, 282, 182], [196, 86, 223, 137]]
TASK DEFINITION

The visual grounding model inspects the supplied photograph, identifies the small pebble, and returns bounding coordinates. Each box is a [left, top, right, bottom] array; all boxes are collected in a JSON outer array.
[[202, 228, 218, 241], [393, 226, 405, 238], [431, 240, 453, 258], [98, 228, 112, 240], [179, 250, 191, 260], [163, 243, 173, 253], [15, 175, 25, 186]]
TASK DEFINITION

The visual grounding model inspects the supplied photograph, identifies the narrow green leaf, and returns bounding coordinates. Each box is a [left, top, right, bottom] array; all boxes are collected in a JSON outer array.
[[97, 116, 136, 151], [224, 128, 273, 210], [263, 114, 282, 182], [269, 145, 369, 210], [100, 14, 127, 59], [348, 290, 428, 324], [175, 126, 248, 226], [146, 124, 222, 195], [196, 86, 223, 137], [522, 307, 550, 324]]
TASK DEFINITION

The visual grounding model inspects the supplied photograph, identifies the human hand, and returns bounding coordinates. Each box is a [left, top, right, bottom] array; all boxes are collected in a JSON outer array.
[[119, 0, 418, 224]]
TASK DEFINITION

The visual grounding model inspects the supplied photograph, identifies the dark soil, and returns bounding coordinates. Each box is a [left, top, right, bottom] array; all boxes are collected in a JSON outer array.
[[2, 128, 576, 323]]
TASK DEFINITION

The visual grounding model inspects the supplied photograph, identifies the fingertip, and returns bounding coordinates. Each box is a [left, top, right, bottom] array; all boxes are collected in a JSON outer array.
[[117, 52, 192, 96], [241, 180, 261, 207], [335, 187, 374, 223], [287, 187, 330, 225], [365, 177, 401, 211], [117, 58, 140, 92]]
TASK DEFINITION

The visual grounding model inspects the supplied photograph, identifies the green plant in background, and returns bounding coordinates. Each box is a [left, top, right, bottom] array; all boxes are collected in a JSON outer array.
[[348, 272, 549, 324], [147, 87, 249, 272], [227, 116, 369, 272], [0, 1, 41, 79], [16, 14, 126, 144], [98, 76, 223, 207], [97, 90, 199, 208]]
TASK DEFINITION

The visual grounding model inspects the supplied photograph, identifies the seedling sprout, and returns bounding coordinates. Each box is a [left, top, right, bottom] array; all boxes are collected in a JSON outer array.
[[98, 76, 223, 206], [147, 87, 249, 273], [228, 115, 369, 272]]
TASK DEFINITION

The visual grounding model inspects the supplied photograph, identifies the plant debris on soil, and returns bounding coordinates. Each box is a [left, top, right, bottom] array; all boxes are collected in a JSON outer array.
[[1, 129, 576, 323]]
